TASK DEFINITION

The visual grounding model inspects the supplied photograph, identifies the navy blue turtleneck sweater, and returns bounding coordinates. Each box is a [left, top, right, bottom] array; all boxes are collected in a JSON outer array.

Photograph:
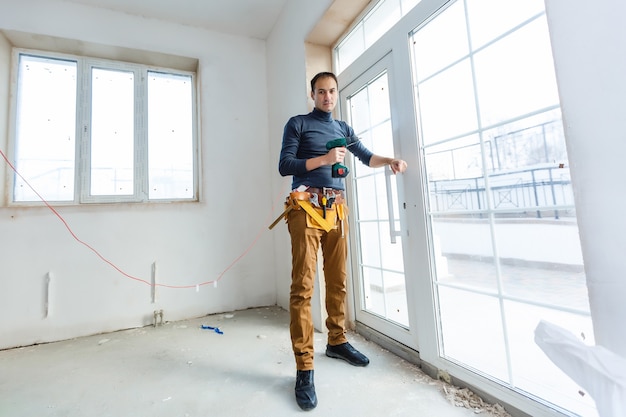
[[278, 108, 373, 190]]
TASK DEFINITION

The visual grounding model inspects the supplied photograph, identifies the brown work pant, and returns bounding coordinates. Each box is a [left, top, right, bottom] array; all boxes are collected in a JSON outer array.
[[286, 207, 349, 371]]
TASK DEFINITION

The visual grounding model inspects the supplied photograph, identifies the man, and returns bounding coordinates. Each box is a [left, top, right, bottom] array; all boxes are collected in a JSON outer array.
[[278, 71, 407, 410]]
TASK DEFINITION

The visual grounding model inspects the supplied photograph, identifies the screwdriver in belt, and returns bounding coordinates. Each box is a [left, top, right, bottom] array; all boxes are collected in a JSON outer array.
[[322, 196, 327, 218]]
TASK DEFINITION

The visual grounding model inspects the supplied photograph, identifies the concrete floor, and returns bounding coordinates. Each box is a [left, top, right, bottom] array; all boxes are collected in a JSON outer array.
[[0, 306, 502, 417]]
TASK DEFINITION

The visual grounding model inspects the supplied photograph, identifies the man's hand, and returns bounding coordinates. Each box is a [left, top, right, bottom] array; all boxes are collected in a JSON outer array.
[[305, 146, 346, 172], [326, 146, 346, 166], [389, 159, 407, 174]]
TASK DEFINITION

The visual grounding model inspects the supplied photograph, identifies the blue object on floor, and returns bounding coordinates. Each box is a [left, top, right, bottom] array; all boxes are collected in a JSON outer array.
[[201, 325, 224, 334]]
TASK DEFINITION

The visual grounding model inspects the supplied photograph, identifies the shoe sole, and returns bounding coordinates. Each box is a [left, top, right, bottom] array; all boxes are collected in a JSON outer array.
[[298, 402, 317, 411]]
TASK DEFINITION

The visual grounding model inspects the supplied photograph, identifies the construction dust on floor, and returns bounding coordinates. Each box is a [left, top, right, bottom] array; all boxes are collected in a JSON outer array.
[[0, 306, 511, 417]]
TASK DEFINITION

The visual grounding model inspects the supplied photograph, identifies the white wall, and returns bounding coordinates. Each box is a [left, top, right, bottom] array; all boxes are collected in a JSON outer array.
[[0, 0, 279, 349], [266, 0, 334, 311], [545, 0, 626, 357], [0, 30, 9, 206]]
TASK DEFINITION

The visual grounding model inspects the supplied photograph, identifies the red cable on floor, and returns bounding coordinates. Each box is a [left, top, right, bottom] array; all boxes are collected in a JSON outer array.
[[0, 147, 288, 289]]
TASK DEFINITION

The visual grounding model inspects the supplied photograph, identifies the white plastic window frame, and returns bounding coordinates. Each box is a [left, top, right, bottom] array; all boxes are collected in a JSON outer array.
[[8, 48, 198, 205], [334, 0, 421, 73]]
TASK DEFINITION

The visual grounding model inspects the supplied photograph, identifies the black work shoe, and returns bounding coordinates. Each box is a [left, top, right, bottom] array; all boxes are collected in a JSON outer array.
[[326, 342, 370, 366], [295, 370, 317, 411]]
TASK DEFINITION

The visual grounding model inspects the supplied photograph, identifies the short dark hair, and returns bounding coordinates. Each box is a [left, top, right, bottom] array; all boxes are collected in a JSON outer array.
[[310, 72, 338, 92]]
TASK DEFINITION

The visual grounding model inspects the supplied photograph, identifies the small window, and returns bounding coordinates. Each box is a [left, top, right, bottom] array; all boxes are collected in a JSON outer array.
[[11, 51, 197, 204], [335, 0, 422, 73], [147, 72, 195, 200], [14, 55, 78, 202]]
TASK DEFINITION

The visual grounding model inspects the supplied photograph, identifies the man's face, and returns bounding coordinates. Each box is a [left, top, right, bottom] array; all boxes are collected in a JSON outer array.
[[311, 76, 338, 113]]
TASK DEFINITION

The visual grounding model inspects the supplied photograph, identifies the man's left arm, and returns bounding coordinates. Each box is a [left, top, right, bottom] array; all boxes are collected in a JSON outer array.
[[369, 155, 407, 174]]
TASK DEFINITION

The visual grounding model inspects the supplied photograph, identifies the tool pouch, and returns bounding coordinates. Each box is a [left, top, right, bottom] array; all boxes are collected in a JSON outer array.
[[285, 191, 349, 232], [306, 206, 337, 230], [304, 203, 348, 231]]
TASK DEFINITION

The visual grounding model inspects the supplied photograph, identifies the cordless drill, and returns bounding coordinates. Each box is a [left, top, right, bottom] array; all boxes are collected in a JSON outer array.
[[326, 136, 359, 178]]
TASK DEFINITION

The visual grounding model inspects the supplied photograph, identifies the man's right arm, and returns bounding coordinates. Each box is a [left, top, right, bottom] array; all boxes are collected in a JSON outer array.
[[305, 148, 343, 172], [278, 118, 307, 177], [279, 117, 341, 176]]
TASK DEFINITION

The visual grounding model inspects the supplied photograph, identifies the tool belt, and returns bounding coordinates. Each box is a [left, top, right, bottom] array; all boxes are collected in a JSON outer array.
[[305, 187, 345, 205], [268, 188, 348, 234]]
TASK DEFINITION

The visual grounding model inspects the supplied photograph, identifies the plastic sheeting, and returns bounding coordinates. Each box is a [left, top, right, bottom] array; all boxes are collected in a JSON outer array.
[[535, 320, 626, 417]]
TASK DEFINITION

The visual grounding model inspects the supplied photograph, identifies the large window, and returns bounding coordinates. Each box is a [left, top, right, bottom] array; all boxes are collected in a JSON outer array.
[[411, 1, 593, 416], [12, 51, 197, 204], [336, 0, 594, 416]]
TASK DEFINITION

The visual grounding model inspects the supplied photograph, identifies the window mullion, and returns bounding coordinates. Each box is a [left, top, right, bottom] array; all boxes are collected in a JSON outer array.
[[136, 68, 148, 202], [77, 59, 91, 203]]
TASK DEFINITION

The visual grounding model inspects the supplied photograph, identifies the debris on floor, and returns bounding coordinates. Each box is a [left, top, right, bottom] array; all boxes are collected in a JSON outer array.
[[379, 347, 512, 417], [442, 385, 512, 416]]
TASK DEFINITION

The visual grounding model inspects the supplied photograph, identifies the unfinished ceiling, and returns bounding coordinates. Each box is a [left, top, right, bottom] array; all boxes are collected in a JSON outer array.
[[307, 0, 371, 46], [64, 0, 372, 46], [65, 0, 289, 40]]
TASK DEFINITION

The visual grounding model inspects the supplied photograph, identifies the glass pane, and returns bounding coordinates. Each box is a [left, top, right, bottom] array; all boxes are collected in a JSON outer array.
[[487, 165, 573, 211], [474, 16, 559, 126], [358, 222, 382, 267], [90, 68, 134, 196], [494, 217, 587, 311], [349, 83, 372, 135], [336, 24, 365, 73], [374, 163, 390, 221], [417, 59, 478, 144], [371, 120, 394, 157], [425, 135, 483, 212], [504, 301, 597, 417], [380, 222, 403, 271], [14, 55, 77, 202], [411, 1, 468, 80], [364, 0, 402, 47], [382, 268, 408, 325], [361, 247, 408, 327], [484, 112, 567, 172], [353, 131, 373, 177], [355, 175, 380, 220], [368, 74, 391, 127], [148, 72, 194, 199], [467, 0, 545, 49], [438, 288, 508, 381], [363, 266, 384, 313], [432, 215, 498, 290]]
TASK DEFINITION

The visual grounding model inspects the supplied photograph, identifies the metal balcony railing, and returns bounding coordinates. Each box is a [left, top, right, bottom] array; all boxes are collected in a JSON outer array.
[[429, 165, 574, 219]]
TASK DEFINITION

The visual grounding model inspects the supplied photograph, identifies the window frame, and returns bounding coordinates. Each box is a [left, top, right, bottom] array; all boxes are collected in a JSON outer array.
[[8, 48, 199, 206]]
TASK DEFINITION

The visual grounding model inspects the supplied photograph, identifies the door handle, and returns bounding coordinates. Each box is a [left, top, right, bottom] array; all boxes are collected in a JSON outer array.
[[385, 165, 403, 244]]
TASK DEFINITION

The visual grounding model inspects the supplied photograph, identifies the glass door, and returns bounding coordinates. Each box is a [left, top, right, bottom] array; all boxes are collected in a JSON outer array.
[[340, 54, 413, 346], [410, 1, 595, 416]]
